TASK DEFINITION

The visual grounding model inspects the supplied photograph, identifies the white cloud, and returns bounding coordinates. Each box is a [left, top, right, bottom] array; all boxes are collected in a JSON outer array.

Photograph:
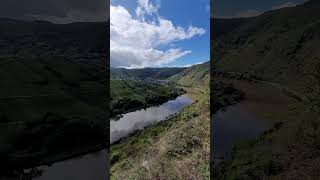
[[111, 0, 205, 68], [136, 0, 160, 22]]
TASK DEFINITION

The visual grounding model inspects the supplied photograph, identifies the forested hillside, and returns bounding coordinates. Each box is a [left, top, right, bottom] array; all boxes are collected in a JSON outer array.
[[0, 19, 108, 176], [212, 1, 320, 179], [213, 2, 320, 93]]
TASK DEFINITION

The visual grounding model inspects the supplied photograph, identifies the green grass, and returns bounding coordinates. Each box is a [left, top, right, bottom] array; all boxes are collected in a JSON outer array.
[[0, 56, 108, 175], [168, 62, 210, 87], [110, 79, 184, 117], [111, 88, 210, 179], [212, 4, 320, 179], [0, 20, 108, 177], [213, 5, 320, 94], [211, 79, 320, 179], [214, 101, 320, 179], [111, 67, 186, 80], [110, 62, 212, 179], [111, 79, 174, 101]]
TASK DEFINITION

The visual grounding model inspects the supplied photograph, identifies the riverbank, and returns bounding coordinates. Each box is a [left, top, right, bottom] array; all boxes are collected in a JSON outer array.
[[32, 149, 107, 180], [212, 77, 320, 179], [111, 90, 185, 120], [111, 87, 210, 179], [110, 95, 193, 144], [110, 79, 185, 118], [213, 78, 296, 119], [3, 142, 107, 179], [1, 113, 107, 178], [211, 78, 294, 166]]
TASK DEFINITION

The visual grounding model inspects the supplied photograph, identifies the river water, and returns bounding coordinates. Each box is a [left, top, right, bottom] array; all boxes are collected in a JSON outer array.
[[30, 95, 192, 179], [212, 101, 270, 165], [32, 149, 108, 180], [110, 95, 193, 144]]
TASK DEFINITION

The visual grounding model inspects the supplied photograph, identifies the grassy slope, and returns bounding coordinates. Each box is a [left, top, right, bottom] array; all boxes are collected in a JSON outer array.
[[169, 62, 210, 87], [111, 79, 178, 101], [0, 20, 108, 173], [212, 2, 320, 179], [111, 67, 186, 80], [213, 79, 319, 179], [111, 62, 210, 179], [0, 57, 107, 122], [214, 4, 320, 93]]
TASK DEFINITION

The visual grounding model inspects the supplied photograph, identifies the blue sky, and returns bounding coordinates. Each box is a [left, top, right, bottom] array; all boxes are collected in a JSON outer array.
[[159, 0, 210, 67], [110, 0, 210, 68], [213, 0, 307, 18]]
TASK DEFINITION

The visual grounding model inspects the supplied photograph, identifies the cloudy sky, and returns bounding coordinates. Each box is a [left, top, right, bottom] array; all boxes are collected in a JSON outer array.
[[213, 0, 307, 18], [0, 0, 108, 23], [111, 0, 210, 68]]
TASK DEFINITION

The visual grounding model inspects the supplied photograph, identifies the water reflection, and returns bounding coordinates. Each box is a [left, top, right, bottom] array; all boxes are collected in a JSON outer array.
[[212, 102, 270, 164], [110, 95, 193, 143], [32, 150, 108, 180]]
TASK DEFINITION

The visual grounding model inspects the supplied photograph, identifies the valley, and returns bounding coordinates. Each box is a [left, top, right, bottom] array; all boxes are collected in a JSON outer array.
[[211, 0, 320, 179], [0, 19, 108, 178], [110, 76, 185, 118], [110, 62, 212, 179]]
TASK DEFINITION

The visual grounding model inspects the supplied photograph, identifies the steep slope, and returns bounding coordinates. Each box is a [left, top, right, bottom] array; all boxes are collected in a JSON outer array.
[[111, 63, 210, 179], [169, 62, 210, 87], [110, 79, 184, 117], [0, 20, 107, 56], [110, 66, 187, 117], [212, 18, 249, 38], [212, 1, 320, 179], [213, 3, 320, 93], [111, 67, 186, 80], [0, 19, 108, 175]]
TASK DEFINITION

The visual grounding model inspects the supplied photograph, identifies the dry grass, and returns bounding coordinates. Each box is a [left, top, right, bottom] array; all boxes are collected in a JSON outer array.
[[111, 88, 210, 180]]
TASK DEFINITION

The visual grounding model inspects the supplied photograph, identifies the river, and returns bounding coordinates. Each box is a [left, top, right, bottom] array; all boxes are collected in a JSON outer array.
[[110, 95, 193, 144], [28, 149, 108, 180], [212, 102, 270, 165], [27, 95, 192, 179], [211, 79, 294, 165]]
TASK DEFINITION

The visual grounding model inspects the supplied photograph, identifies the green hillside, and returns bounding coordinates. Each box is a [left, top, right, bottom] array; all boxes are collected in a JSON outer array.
[[0, 19, 107, 56], [111, 67, 186, 80], [213, 3, 320, 93], [212, 18, 249, 38], [0, 19, 108, 175], [110, 78, 184, 117], [212, 1, 320, 179], [169, 62, 210, 87], [111, 63, 211, 179]]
